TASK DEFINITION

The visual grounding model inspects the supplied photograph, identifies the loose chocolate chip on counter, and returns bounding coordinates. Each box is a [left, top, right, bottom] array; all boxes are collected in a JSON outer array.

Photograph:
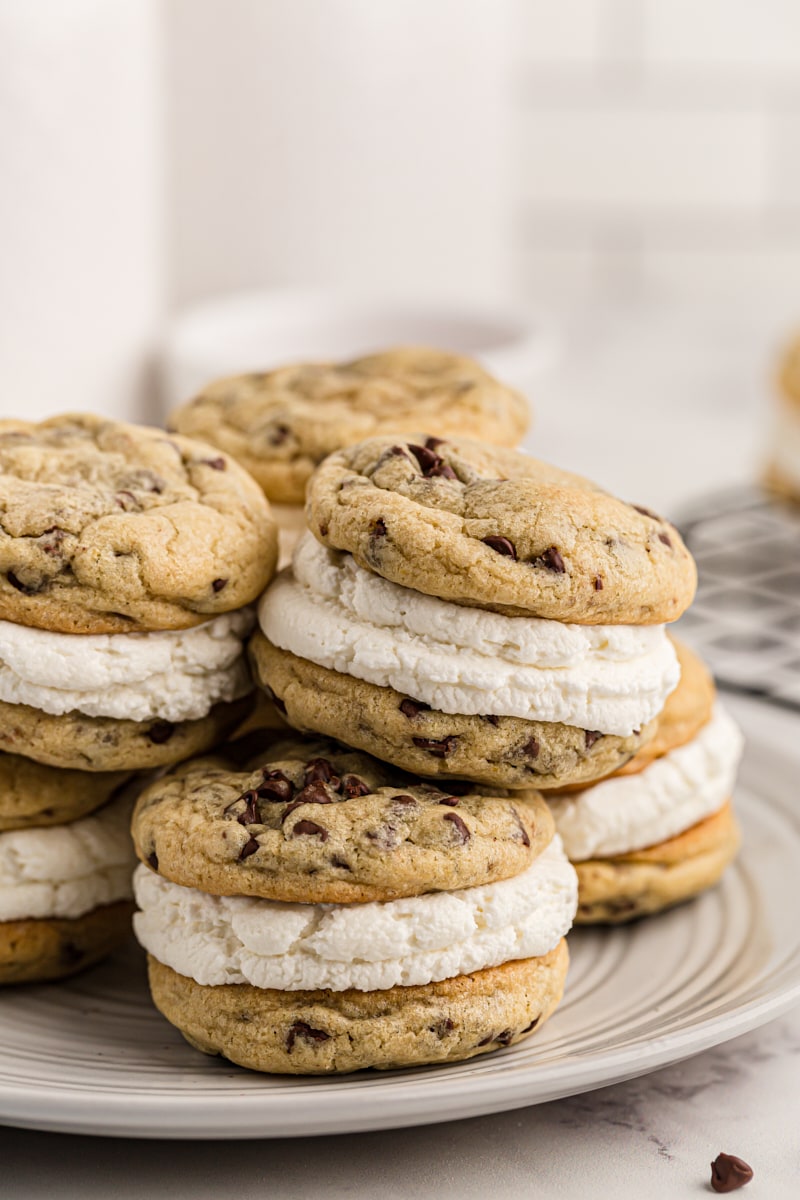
[[285, 1021, 331, 1052], [510, 807, 531, 846], [584, 730, 603, 749], [305, 757, 336, 784], [290, 819, 329, 841], [443, 811, 470, 843], [594, 575, 604, 591], [146, 720, 175, 745], [340, 774, 370, 798], [481, 535, 517, 559], [430, 1018, 455, 1039], [371, 518, 388, 537], [710, 1153, 753, 1193], [258, 771, 294, 802], [413, 735, 458, 758], [201, 456, 226, 470], [238, 836, 260, 861], [438, 796, 460, 806], [6, 570, 43, 594], [399, 698, 430, 719], [147, 851, 159, 871], [532, 546, 566, 574], [212, 578, 228, 592], [658, 532, 673, 547]]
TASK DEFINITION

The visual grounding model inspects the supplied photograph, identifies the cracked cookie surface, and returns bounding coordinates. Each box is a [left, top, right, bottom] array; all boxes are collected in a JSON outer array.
[[0, 413, 277, 632], [306, 435, 696, 623], [132, 734, 553, 903], [147, 940, 567, 1074], [249, 632, 653, 792], [169, 347, 530, 505]]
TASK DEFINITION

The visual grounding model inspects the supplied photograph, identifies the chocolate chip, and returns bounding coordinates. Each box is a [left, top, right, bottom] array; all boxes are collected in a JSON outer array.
[[318, 523, 329, 537], [294, 781, 335, 805], [269, 424, 290, 446], [212, 578, 227, 592], [428, 460, 457, 480], [521, 1016, 540, 1034], [372, 518, 387, 537], [594, 575, 604, 590], [6, 570, 42, 594], [286, 1021, 330, 1052], [408, 443, 439, 472], [632, 503, 661, 520], [522, 736, 540, 760], [495, 1029, 514, 1046], [477, 1033, 495, 1047], [291, 819, 329, 841], [147, 851, 159, 871], [340, 774, 370, 798], [584, 730, 603, 749], [330, 855, 351, 870], [443, 811, 470, 843], [146, 720, 175, 745], [115, 490, 140, 511], [438, 796, 460, 806], [366, 823, 399, 850], [511, 807, 531, 846], [532, 546, 566, 573], [238, 836, 260, 860], [392, 794, 418, 810], [281, 800, 306, 821], [237, 791, 260, 825], [710, 1153, 753, 1193], [483, 714, 500, 726], [412, 735, 458, 758], [481, 535, 517, 559], [430, 1018, 454, 1038], [257, 771, 294, 802], [304, 757, 336, 784], [425, 436, 445, 450], [399, 698, 430, 719], [38, 527, 66, 555], [658, 532, 673, 547], [202, 456, 226, 470]]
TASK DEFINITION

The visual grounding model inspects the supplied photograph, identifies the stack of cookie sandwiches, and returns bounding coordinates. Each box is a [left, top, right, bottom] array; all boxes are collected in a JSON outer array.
[[0, 414, 277, 985], [132, 735, 577, 1073], [548, 641, 744, 922], [169, 347, 530, 564]]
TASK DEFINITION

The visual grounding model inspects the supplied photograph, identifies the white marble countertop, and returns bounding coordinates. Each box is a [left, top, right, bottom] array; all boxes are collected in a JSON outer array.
[[2, 301, 799, 1197]]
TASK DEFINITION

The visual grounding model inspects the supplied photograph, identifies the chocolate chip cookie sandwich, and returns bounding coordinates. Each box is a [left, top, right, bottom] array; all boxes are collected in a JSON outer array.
[[132, 736, 577, 1074], [766, 332, 800, 500], [250, 435, 696, 791], [548, 641, 743, 923], [169, 348, 530, 564], [0, 414, 278, 772], [0, 771, 137, 985]]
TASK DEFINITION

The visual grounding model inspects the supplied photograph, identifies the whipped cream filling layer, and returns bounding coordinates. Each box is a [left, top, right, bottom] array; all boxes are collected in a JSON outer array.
[[258, 536, 680, 736], [770, 403, 800, 485], [0, 798, 136, 922], [133, 837, 578, 993], [548, 704, 743, 861], [0, 609, 254, 723]]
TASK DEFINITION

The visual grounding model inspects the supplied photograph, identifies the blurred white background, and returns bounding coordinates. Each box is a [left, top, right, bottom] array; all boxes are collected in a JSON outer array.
[[2, 0, 800, 507]]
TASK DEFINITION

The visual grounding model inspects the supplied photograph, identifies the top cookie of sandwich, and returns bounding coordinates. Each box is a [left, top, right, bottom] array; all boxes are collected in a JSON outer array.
[[169, 347, 530, 505], [0, 414, 278, 633], [306, 435, 697, 624]]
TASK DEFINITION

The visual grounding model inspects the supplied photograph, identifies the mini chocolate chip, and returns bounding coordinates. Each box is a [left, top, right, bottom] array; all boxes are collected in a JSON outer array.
[[594, 575, 604, 590], [330, 855, 351, 870], [584, 730, 603, 749], [430, 1018, 455, 1038], [372, 518, 387, 537], [483, 714, 500, 726], [238, 836, 260, 861], [477, 1033, 495, 1047], [6, 570, 43, 594], [438, 796, 460, 806], [532, 546, 566, 573], [269, 424, 290, 445], [658, 532, 673, 547], [147, 851, 159, 871], [238, 791, 260, 825], [413, 735, 458, 758], [710, 1153, 753, 1193], [495, 1029, 514, 1046], [340, 774, 370, 798], [318, 523, 329, 537], [511, 807, 531, 847], [425, 436, 445, 450], [408, 443, 439, 472], [443, 811, 470, 843], [202, 456, 226, 470], [392, 794, 418, 809], [481, 535, 517, 559], [294, 781, 335, 805], [212, 578, 227, 592], [257, 771, 294, 802], [286, 1021, 330, 1052], [400, 698, 430, 719], [291, 819, 329, 841], [523, 736, 540, 760], [146, 720, 175, 745], [388, 444, 409, 458], [521, 1016, 540, 1034], [305, 757, 336, 784], [428, 460, 457, 479]]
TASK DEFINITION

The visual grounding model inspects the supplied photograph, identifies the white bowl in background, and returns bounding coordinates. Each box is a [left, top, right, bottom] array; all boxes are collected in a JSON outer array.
[[160, 289, 557, 413]]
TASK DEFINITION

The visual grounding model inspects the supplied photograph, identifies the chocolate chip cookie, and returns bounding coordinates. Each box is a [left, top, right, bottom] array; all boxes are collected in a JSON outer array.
[[146, 940, 567, 1075], [132, 734, 553, 903], [306, 435, 696, 623], [0, 901, 135, 986], [169, 347, 530, 506], [0, 414, 278, 633], [0, 751, 131, 831]]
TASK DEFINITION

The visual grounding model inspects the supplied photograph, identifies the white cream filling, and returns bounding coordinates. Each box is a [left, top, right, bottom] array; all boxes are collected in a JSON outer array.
[[133, 837, 578, 993], [770, 403, 800, 485], [257, 535, 679, 737], [0, 798, 136, 922], [548, 704, 743, 861], [0, 608, 254, 723]]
